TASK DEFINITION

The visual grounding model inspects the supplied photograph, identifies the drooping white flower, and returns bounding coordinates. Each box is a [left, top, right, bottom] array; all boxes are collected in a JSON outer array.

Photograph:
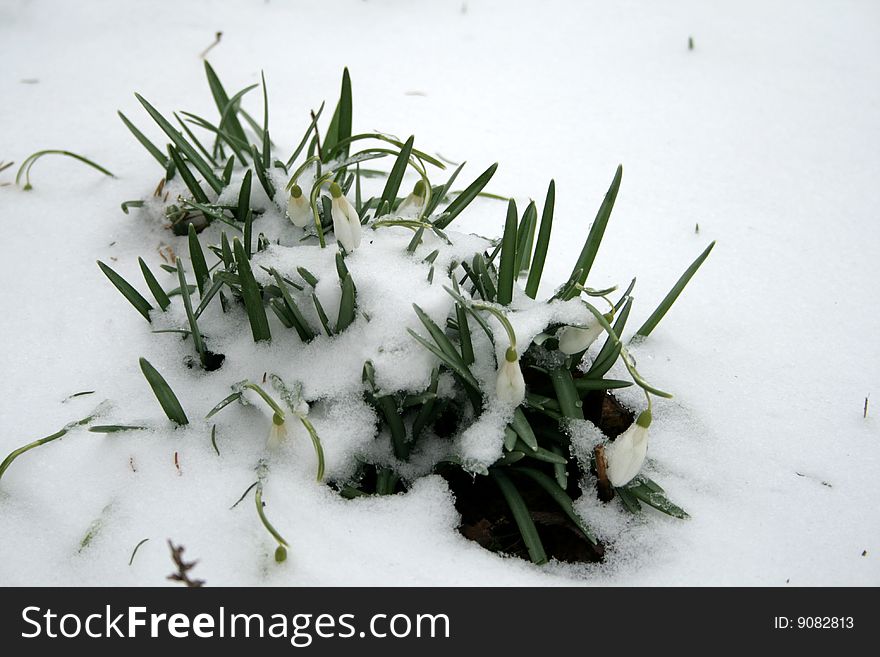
[[496, 346, 526, 405], [287, 184, 311, 228], [557, 313, 609, 355], [605, 410, 652, 487], [397, 180, 426, 217], [330, 182, 362, 253], [267, 412, 288, 450]]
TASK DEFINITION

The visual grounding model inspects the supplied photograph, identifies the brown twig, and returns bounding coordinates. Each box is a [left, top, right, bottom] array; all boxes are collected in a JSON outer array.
[[594, 445, 615, 502], [167, 540, 205, 587], [158, 244, 175, 263]]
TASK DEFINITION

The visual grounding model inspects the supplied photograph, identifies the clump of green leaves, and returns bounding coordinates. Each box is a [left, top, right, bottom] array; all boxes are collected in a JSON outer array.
[[94, 65, 714, 567]]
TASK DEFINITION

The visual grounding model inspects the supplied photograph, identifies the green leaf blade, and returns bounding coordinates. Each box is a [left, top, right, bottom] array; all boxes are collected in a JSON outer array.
[[98, 261, 153, 322], [516, 201, 537, 275], [635, 241, 716, 337], [510, 407, 538, 451], [378, 135, 414, 214], [525, 180, 554, 299], [118, 111, 168, 168], [138, 257, 171, 311], [549, 367, 584, 420], [139, 357, 188, 425], [237, 169, 252, 222], [337, 68, 353, 159], [497, 199, 519, 305], [336, 273, 357, 333], [515, 467, 598, 544], [135, 93, 223, 193], [187, 224, 210, 296], [233, 238, 271, 342], [204, 60, 248, 146], [167, 146, 209, 204], [434, 163, 497, 229], [586, 297, 632, 379], [564, 165, 622, 298], [491, 470, 548, 565]]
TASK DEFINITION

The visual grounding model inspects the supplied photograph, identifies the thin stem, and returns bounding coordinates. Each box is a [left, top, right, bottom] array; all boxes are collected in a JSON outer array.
[[0, 428, 68, 480], [255, 484, 289, 547], [0, 409, 100, 481], [573, 283, 616, 311], [324, 132, 446, 169], [309, 172, 334, 247], [470, 301, 518, 350], [286, 155, 321, 190], [372, 218, 431, 231], [310, 109, 324, 161], [16, 150, 114, 190], [298, 415, 325, 482], [243, 382, 286, 418], [582, 301, 673, 399]]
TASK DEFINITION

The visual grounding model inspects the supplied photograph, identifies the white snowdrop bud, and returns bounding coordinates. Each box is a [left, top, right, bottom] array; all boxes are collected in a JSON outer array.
[[496, 346, 526, 406], [267, 412, 288, 450], [397, 180, 426, 217], [287, 184, 311, 227], [330, 182, 362, 253], [605, 410, 652, 487], [557, 312, 611, 355]]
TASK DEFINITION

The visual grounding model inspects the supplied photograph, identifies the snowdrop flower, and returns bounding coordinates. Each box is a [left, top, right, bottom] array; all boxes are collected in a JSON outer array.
[[267, 412, 288, 450], [286, 184, 311, 228], [496, 346, 526, 406], [605, 410, 652, 487], [397, 180, 426, 217], [557, 312, 611, 355], [330, 182, 361, 253]]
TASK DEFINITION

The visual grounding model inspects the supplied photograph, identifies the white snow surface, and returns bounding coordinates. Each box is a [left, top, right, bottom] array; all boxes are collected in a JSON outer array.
[[1, 0, 879, 586]]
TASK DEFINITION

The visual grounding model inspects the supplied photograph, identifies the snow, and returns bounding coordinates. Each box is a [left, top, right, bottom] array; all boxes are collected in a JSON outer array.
[[1, 0, 879, 586]]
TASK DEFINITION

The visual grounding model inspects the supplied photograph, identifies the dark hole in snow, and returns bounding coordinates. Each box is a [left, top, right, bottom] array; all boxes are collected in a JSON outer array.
[[184, 351, 225, 372], [446, 465, 606, 564], [202, 350, 225, 372], [446, 391, 633, 565], [336, 379, 636, 564]]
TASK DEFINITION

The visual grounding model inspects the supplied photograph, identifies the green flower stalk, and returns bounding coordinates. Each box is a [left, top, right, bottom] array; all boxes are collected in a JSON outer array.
[[243, 382, 325, 482]]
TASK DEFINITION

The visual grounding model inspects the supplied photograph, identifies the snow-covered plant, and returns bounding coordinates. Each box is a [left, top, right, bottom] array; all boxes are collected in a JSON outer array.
[[4, 65, 715, 567]]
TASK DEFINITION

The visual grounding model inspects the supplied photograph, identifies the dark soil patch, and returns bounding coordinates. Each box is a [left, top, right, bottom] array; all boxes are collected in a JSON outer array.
[[445, 390, 633, 564]]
